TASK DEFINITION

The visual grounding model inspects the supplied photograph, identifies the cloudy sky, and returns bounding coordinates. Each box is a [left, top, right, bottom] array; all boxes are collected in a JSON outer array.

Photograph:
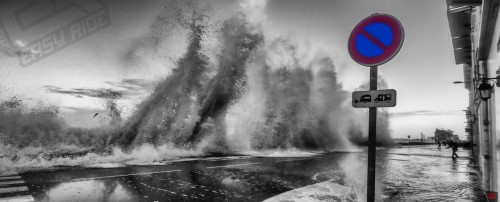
[[0, 0, 473, 139]]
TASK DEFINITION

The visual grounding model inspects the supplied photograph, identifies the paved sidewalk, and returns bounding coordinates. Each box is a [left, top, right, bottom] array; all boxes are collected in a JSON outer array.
[[378, 145, 484, 201], [265, 145, 486, 202]]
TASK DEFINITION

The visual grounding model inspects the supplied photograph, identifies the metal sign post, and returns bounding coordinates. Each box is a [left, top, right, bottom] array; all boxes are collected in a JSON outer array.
[[348, 13, 404, 202], [367, 66, 377, 202]]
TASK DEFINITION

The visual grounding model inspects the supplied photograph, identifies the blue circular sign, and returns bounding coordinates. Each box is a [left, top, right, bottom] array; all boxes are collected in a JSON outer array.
[[348, 14, 404, 66]]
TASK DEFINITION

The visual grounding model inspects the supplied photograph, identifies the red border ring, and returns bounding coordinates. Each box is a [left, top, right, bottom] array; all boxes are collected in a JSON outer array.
[[348, 13, 405, 67]]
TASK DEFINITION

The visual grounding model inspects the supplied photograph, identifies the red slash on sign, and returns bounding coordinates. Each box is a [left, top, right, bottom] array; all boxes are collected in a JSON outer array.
[[348, 14, 404, 67], [359, 29, 389, 49]]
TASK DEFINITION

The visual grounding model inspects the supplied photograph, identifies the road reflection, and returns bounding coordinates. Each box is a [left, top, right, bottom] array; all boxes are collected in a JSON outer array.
[[18, 146, 486, 202]]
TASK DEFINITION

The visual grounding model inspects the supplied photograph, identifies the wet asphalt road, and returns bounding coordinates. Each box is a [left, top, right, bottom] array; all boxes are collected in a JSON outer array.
[[0, 146, 487, 202]]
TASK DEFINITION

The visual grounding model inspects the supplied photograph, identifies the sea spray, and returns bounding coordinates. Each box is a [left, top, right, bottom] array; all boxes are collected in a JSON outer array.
[[340, 154, 383, 202], [0, 143, 205, 173], [110, 14, 263, 152], [0, 0, 395, 173], [108, 0, 393, 152], [349, 76, 394, 145]]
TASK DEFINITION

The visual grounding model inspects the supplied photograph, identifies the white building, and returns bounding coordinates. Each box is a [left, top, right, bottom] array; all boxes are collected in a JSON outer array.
[[447, 0, 498, 199]]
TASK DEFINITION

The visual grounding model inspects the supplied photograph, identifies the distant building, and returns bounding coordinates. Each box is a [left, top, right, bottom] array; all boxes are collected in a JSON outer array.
[[434, 128, 453, 143], [393, 138, 409, 144], [393, 137, 434, 144], [424, 137, 434, 143], [409, 139, 421, 143]]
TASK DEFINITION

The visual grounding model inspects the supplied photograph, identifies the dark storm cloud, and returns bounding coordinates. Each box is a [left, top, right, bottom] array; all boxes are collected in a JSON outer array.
[[43, 78, 152, 99], [104, 78, 152, 91], [392, 110, 462, 118], [43, 86, 123, 99], [62, 106, 106, 118]]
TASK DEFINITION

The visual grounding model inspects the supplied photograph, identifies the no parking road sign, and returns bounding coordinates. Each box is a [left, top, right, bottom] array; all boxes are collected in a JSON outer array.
[[348, 13, 404, 202], [348, 13, 404, 66]]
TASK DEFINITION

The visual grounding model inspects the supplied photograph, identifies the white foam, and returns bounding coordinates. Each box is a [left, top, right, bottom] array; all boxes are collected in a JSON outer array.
[[84, 163, 124, 168], [240, 149, 323, 157], [263, 181, 357, 202], [0, 143, 204, 173]]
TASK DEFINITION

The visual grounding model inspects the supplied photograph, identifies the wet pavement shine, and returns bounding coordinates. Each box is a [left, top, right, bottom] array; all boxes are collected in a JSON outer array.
[[0, 145, 486, 202], [379, 146, 484, 201]]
